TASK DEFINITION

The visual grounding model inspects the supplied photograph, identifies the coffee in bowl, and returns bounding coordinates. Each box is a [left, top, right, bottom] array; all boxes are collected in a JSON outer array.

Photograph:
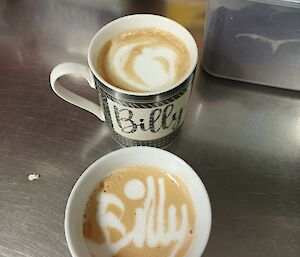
[[64, 147, 211, 257], [96, 28, 191, 92], [83, 165, 195, 257]]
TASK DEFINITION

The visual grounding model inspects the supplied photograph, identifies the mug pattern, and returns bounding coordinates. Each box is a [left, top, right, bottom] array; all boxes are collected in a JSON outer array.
[[95, 74, 194, 148]]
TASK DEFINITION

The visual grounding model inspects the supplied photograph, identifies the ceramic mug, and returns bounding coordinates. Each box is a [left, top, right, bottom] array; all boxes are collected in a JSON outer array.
[[50, 14, 198, 148], [65, 146, 211, 257]]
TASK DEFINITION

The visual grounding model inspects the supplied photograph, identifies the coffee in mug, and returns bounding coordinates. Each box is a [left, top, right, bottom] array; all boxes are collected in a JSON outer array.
[[50, 15, 198, 148], [96, 28, 191, 92], [83, 165, 195, 257]]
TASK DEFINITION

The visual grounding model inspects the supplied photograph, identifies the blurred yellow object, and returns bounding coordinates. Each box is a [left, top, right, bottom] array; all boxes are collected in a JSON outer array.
[[165, 0, 206, 29], [165, 0, 206, 52]]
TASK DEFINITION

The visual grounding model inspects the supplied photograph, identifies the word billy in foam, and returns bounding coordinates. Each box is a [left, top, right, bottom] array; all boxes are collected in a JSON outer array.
[[97, 176, 189, 257]]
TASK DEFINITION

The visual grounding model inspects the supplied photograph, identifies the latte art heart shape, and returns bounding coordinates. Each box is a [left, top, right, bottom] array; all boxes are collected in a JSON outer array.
[[97, 28, 191, 92], [134, 47, 176, 89], [110, 42, 177, 91]]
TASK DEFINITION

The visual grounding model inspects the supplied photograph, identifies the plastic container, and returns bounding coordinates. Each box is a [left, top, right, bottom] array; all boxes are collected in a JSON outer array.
[[202, 0, 300, 91]]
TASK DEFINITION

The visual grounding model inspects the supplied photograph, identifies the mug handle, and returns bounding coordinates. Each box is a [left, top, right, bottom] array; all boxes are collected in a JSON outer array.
[[50, 62, 105, 121]]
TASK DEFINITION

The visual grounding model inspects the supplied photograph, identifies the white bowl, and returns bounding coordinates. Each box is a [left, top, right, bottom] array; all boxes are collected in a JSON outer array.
[[65, 146, 211, 257]]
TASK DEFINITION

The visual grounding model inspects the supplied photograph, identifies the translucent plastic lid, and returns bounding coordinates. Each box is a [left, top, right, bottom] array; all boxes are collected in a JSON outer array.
[[252, 0, 300, 8]]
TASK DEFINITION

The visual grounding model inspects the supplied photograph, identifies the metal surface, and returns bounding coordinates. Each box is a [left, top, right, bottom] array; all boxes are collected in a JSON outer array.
[[0, 0, 299, 257]]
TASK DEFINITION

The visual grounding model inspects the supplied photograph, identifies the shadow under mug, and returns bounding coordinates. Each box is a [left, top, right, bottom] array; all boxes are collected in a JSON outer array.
[[50, 14, 198, 148]]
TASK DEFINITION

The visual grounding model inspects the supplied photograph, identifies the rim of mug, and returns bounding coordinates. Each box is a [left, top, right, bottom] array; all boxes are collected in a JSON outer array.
[[64, 146, 212, 257], [87, 14, 198, 97]]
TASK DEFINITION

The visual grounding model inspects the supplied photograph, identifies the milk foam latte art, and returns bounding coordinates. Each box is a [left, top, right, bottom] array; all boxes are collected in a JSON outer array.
[[97, 28, 191, 92], [83, 166, 195, 257]]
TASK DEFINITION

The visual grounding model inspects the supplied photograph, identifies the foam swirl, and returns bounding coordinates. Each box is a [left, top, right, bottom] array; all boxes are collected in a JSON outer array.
[[97, 28, 191, 92]]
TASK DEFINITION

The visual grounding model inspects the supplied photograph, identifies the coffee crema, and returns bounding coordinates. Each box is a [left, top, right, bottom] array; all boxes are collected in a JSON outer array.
[[83, 165, 195, 257], [96, 28, 191, 92]]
